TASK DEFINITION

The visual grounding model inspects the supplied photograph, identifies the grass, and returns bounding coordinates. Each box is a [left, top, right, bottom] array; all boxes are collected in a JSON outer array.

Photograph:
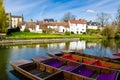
[[5, 32, 104, 40]]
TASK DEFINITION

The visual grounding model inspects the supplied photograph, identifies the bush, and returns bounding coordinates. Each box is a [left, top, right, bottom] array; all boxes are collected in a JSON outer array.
[[115, 32, 120, 39], [87, 29, 95, 34], [7, 27, 20, 35], [71, 31, 74, 34], [24, 28, 30, 32], [65, 31, 70, 35], [101, 25, 115, 38]]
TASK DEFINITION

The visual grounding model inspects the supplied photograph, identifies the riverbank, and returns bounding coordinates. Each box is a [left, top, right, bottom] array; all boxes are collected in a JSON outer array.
[[0, 38, 79, 45], [2, 32, 103, 40]]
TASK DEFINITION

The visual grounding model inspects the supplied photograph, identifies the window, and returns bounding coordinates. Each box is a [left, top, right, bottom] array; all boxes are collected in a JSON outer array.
[[14, 25, 16, 28], [77, 31, 78, 34], [63, 29, 64, 32]]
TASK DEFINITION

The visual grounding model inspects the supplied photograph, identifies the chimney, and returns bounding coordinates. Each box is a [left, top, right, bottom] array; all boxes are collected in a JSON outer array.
[[30, 19, 33, 22]]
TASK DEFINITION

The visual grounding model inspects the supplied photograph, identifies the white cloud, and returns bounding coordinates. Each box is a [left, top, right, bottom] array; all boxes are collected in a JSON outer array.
[[86, 9, 95, 13]]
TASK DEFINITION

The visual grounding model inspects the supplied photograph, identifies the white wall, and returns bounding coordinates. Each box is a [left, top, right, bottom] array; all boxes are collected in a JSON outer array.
[[59, 26, 67, 32], [20, 25, 26, 31], [69, 23, 86, 34], [87, 25, 98, 30], [69, 41, 86, 50]]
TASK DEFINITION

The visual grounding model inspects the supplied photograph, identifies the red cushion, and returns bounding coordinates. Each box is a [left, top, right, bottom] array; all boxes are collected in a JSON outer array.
[[84, 61, 90, 64], [91, 60, 110, 68], [113, 53, 120, 57]]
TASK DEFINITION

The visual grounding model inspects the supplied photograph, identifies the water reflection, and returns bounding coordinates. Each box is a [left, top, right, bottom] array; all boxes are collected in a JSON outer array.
[[0, 39, 120, 80]]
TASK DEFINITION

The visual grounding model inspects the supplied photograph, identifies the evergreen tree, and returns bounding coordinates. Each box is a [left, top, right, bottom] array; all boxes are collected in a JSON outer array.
[[0, 0, 8, 32]]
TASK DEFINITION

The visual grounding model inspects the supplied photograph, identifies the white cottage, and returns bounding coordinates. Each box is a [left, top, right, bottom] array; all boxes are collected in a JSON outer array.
[[18, 22, 42, 33], [68, 19, 86, 34], [87, 21, 100, 30], [47, 22, 69, 33]]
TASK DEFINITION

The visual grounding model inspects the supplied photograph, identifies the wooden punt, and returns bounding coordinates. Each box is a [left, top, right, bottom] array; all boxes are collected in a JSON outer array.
[[10, 59, 63, 80], [62, 50, 120, 64], [48, 52, 120, 69], [113, 53, 120, 57], [33, 56, 79, 71], [33, 56, 120, 80]]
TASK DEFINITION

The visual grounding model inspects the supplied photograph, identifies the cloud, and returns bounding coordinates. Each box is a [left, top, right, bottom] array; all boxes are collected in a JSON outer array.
[[86, 9, 95, 13], [3, 0, 119, 21]]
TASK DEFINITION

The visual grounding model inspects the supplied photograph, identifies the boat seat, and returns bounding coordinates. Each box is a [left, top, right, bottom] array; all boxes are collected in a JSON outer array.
[[83, 61, 91, 64], [96, 71, 118, 80], [61, 54, 78, 62], [44, 59, 64, 68], [91, 60, 110, 68], [29, 69, 42, 75], [36, 72, 51, 78], [62, 65, 75, 71], [71, 65, 95, 77], [113, 53, 120, 57], [18, 63, 37, 71]]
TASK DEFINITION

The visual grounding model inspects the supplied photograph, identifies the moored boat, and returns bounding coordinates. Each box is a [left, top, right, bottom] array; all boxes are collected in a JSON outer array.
[[10, 59, 65, 80], [32, 56, 120, 80], [48, 51, 120, 69], [113, 53, 120, 57]]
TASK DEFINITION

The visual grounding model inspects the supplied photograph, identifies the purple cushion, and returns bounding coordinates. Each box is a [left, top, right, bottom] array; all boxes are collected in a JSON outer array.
[[71, 65, 94, 77], [62, 66, 75, 71], [44, 59, 64, 68], [78, 69, 94, 77], [44, 59, 58, 65], [50, 62, 64, 68], [97, 71, 118, 80]]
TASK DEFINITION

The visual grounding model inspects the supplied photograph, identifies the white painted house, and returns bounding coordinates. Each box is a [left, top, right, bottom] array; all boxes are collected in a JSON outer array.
[[47, 22, 69, 33], [68, 19, 86, 34], [87, 21, 100, 30], [18, 22, 42, 33]]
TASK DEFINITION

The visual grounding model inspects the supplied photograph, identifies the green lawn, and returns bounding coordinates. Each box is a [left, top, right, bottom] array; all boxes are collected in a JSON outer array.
[[5, 32, 104, 40]]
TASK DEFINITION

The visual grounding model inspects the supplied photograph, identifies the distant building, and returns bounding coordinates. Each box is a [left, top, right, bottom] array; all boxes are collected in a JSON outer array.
[[47, 22, 69, 33], [18, 19, 87, 34], [43, 18, 55, 22], [87, 21, 100, 30], [6, 13, 24, 28], [68, 19, 86, 34], [18, 21, 42, 33]]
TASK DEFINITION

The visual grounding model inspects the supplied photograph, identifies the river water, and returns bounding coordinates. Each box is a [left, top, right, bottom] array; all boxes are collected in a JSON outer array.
[[0, 39, 120, 80]]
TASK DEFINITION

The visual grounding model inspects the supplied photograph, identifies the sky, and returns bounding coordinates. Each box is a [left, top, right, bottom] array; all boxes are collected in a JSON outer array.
[[4, 0, 120, 22]]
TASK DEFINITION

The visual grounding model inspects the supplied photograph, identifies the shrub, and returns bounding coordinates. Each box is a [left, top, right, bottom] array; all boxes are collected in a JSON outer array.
[[101, 25, 115, 38], [7, 27, 20, 35], [115, 32, 120, 39], [87, 29, 95, 34], [24, 28, 30, 32], [71, 31, 74, 34], [65, 31, 70, 35]]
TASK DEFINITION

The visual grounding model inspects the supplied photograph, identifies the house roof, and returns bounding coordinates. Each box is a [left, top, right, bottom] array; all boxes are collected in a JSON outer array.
[[87, 21, 100, 26], [11, 15, 23, 18], [18, 21, 69, 29], [18, 22, 36, 28], [69, 19, 86, 24]]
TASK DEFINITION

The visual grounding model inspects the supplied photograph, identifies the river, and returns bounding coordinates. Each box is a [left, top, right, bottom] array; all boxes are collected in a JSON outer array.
[[0, 39, 120, 80]]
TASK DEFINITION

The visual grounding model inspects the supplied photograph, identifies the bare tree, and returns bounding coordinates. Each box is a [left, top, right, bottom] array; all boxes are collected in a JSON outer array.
[[96, 12, 111, 28], [116, 5, 120, 31], [62, 12, 76, 22]]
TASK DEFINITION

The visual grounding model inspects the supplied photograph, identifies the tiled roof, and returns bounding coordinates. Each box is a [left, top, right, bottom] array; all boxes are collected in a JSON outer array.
[[18, 21, 69, 29], [11, 15, 23, 18], [87, 21, 100, 26], [69, 19, 86, 24]]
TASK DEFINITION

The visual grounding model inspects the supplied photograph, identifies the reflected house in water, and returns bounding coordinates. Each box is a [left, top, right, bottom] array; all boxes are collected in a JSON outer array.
[[69, 41, 86, 50], [86, 43, 98, 48], [47, 43, 66, 49]]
